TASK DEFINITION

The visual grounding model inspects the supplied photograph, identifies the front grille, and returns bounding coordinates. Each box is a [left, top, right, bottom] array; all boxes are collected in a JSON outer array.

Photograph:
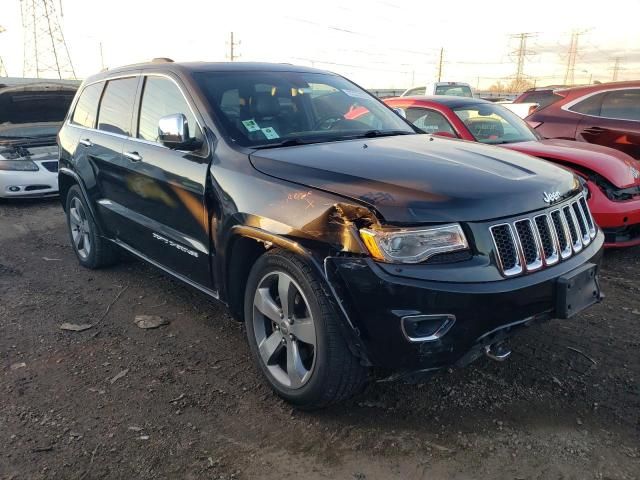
[[490, 193, 597, 277], [41, 161, 58, 172]]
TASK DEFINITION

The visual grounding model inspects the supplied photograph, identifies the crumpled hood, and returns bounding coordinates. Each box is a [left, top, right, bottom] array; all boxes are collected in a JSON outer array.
[[501, 139, 640, 189], [249, 135, 580, 223]]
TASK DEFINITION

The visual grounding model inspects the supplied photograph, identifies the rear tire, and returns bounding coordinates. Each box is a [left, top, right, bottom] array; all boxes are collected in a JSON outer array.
[[65, 185, 118, 269], [244, 248, 367, 409]]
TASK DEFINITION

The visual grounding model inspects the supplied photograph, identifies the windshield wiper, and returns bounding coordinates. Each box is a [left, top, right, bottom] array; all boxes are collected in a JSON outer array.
[[253, 138, 311, 150], [342, 130, 415, 140]]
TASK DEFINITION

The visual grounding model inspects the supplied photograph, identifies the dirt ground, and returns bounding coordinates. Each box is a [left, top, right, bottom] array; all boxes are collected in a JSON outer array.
[[0, 198, 638, 480]]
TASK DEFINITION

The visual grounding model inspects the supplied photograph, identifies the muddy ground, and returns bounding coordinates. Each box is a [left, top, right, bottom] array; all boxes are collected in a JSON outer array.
[[0, 198, 638, 480]]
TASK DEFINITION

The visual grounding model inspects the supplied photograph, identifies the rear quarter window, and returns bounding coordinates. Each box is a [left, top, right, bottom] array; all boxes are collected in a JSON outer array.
[[568, 92, 604, 116], [71, 82, 103, 128]]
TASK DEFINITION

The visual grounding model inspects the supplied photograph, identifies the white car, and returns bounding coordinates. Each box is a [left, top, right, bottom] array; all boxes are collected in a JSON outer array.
[[0, 83, 76, 199], [401, 82, 473, 98]]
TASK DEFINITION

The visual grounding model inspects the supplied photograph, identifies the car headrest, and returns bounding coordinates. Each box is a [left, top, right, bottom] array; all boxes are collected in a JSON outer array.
[[251, 93, 280, 118]]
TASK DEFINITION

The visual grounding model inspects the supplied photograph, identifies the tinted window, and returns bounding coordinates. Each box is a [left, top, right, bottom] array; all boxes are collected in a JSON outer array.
[[435, 85, 473, 97], [516, 90, 563, 109], [406, 107, 455, 135], [97, 77, 138, 136], [137, 76, 201, 142], [600, 89, 640, 121], [194, 71, 413, 147], [71, 83, 103, 128], [453, 103, 538, 144], [569, 93, 604, 116], [406, 87, 426, 96]]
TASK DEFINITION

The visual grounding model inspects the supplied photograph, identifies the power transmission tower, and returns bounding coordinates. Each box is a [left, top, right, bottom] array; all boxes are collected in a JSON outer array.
[[227, 32, 241, 62], [611, 57, 622, 81], [509, 32, 537, 88], [0, 25, 6, 76], [20, 0, 76, 79], [436, 47, 444, 82], [563, 30, 586, 86]]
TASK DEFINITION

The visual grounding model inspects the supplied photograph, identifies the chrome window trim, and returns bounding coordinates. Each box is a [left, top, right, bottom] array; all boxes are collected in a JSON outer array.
[[66, 72, 206, 151], [561, 86, 640, 123]]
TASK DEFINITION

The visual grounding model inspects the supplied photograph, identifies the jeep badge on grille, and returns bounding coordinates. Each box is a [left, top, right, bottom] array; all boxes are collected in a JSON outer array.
[[543, 191, 562, 204]]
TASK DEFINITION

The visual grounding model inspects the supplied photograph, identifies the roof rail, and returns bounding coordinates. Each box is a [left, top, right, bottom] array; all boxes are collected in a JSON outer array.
[[151, 57, 174, 63]]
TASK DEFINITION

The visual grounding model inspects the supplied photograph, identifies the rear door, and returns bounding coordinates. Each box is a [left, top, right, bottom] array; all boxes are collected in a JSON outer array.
[[577, 88, 640, 160], [90, 76, 142, 238], [118, 74, 212, 288]]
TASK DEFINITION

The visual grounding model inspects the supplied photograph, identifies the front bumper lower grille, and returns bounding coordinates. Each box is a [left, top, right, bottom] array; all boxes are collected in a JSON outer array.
[[490, 193, 597, 277]]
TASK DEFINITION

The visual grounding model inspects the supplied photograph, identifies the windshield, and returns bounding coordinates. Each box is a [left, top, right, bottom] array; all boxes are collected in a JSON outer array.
[[193, 71, 414, 147], [453, 103, 540, 144], [435, 84, 473, 97]]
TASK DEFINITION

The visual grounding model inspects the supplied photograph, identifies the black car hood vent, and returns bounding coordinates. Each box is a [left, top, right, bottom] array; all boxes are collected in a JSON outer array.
[[249, 135, 578, 224]]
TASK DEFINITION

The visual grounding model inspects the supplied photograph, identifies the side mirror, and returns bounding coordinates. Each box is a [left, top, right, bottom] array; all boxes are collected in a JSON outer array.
[[392, 107, 407, 119], [158, 113, 199, 150], [432, 131, 458, 139]]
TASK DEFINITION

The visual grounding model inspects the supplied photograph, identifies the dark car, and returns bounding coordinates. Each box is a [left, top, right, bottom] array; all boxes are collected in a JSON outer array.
[[525, 81, 640, 160], [58, 60, 604, 408]]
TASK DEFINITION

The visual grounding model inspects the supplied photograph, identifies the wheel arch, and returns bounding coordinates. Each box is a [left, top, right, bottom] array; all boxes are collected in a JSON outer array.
[[58, 168, 104, 235]]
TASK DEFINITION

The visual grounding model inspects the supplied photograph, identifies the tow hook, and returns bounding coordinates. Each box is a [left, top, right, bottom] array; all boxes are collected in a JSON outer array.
[[485, 342, 511, 362]]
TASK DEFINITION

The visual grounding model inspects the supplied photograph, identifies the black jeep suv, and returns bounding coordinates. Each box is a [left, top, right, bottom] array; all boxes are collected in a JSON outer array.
[[58, 60, 604, 408]]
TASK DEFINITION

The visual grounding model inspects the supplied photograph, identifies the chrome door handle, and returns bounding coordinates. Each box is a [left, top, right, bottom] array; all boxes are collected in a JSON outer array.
[[79, 138, 93, 147], [124, 151, 143, 162]]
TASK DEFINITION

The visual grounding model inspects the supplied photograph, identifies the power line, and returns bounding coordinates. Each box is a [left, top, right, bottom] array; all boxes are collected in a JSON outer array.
[[611, 57, 623, 81]]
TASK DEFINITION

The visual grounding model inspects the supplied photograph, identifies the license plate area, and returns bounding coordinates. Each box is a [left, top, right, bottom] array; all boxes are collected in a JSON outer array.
[[556, 263, 601, 319]]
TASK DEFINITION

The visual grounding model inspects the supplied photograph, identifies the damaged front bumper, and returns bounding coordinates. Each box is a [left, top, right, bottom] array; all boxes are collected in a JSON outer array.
[[325, 230, 604, 376]]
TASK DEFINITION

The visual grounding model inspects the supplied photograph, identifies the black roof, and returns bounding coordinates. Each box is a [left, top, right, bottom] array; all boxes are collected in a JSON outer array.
[[85, 61, 332, 84], [405, 95, 491, 108]]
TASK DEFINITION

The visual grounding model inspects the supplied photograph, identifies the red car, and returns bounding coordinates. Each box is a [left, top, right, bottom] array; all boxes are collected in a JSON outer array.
[[381, 96, 640, 247], [522, 81, 640, 160]]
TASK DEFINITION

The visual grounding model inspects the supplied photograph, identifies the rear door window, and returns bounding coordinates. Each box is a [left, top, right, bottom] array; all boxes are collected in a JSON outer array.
[[137, 76, 202, 142], [568, 93, 604, 116], [406, 107, 455, 134], [600, 89, 640, 121], [97, 77, 139, 136], [71, 82, 103, 128]]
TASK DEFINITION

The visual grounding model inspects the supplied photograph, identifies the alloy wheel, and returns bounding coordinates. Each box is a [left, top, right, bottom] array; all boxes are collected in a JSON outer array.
[[69, 197, 92, 260], [252, 271, 317, 389]]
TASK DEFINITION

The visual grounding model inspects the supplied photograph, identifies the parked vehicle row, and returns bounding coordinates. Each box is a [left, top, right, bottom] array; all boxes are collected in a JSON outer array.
[[383, 95, 640, 247], [56, 60, 605, 408]]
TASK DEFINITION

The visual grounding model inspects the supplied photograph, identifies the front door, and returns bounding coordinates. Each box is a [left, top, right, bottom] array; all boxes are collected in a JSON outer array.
[[118, 74, 212, 288]]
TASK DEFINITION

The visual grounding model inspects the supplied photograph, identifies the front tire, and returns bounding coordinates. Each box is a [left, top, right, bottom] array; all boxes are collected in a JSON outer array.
[[65, 185, 118, 269], [244, 248, 367, 409]]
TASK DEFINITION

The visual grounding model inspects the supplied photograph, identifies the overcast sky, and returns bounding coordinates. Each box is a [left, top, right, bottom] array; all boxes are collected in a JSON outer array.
[[1, 0, 639, 89]]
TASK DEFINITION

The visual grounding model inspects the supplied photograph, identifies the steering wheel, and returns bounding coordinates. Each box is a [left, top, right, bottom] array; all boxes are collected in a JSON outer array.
[[313, 115, 345, 130]]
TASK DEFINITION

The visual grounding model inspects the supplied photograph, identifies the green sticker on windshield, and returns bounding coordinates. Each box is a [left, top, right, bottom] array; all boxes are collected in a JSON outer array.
[[261, 127, 280, 139], [242, 119, 260, 132]]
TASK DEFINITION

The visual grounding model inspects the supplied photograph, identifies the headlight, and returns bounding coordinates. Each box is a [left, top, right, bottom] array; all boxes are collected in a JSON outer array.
[[0, 160, 39, 171], [359, 224, 468, 264]]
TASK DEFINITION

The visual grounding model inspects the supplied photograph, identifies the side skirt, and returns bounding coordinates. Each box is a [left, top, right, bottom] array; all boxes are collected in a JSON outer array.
[[113, 239, 221, 301]]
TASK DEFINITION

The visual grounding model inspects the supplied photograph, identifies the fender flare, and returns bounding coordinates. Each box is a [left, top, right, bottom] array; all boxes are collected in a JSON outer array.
[[228, 225, 371, 365]]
